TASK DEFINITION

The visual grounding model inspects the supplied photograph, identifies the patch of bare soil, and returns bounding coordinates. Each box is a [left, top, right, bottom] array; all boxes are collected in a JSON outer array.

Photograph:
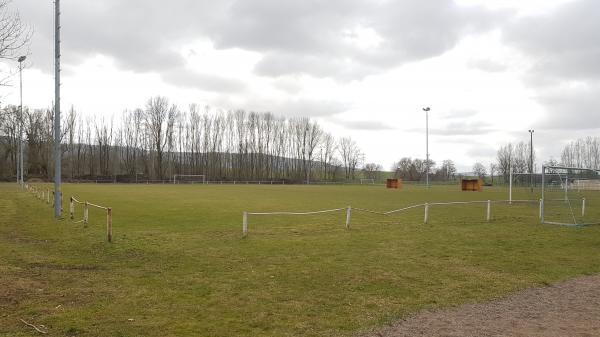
[[367, 274, 600, 337]]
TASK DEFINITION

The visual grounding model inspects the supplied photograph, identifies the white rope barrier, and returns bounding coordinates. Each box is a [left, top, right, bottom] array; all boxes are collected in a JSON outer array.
[[243, 207, 346, 237], [241, 198, 558, 237]]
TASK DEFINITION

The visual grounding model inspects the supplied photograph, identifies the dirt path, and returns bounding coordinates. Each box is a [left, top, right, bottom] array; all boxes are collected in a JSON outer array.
[[367, 274, 600, 337]]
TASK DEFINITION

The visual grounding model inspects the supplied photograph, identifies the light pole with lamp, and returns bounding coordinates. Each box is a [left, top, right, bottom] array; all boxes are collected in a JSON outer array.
[[423, 107, 431, 188], [18, 55, 26, 187]]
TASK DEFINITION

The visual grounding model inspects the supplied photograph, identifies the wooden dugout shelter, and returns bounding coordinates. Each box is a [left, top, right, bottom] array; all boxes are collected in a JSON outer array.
[[386, 178, 402, 189], [461, 178, 483, 192]]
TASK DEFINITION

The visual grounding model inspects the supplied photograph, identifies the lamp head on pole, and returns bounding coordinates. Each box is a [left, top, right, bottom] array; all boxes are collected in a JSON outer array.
[[18, 56, 26, 63], [528, 129, 534, 134], [422, 107, 430, 112]]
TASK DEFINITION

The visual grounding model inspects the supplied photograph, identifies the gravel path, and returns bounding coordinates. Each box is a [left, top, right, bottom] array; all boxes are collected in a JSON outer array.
[[367, 274, 600, 337]]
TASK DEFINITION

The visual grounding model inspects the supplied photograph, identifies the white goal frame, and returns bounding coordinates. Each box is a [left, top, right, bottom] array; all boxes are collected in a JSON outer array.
[[173, 174, 206, 184], [360, 178, 375, 185], [541, 165, 600, 226]]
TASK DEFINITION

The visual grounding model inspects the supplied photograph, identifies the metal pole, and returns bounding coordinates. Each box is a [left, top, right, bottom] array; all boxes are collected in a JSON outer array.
[[509, 165, 513, 205], [426, 110, 429, 188], [423, 107, 430, 188], [529, 130, 534, 193], [541, 166, 545, 223], [54, 0, 62, 217], [19, 58, 24, 187]]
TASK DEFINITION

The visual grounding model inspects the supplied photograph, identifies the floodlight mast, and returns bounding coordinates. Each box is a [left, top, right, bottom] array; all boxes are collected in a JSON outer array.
[[54, 0, 61, 217], [18, 56, 26, 187], [423, 107, 430, 188]]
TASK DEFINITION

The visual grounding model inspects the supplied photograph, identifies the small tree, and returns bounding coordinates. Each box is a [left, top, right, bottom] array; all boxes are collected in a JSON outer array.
[[473, 162, 487, 179], [363, 163, 382, 181]]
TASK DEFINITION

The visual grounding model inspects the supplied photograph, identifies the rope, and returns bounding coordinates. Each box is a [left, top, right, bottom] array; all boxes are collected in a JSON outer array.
[[248, 208, 345, 216], [352, 207, 387, 215], [384, 204, 426, 215], [87, 202, 108, 210]]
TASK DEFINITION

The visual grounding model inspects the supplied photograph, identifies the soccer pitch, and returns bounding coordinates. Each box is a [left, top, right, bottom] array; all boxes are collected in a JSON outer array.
[[2, 183, 600, 336]]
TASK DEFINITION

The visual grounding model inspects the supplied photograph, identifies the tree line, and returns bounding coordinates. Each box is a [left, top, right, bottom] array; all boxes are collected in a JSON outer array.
[[0, 97, 370, 182], [391, 158, 458, 182]]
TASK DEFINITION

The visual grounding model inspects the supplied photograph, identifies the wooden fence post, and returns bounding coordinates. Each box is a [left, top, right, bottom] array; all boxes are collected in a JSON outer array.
[[107, 208, 113, 243], [69, 197, 74, 219]]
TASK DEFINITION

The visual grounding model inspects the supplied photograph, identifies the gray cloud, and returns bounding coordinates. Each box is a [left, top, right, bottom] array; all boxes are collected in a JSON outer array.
[[467, 58, 507, 73], [535, 83, 600, 130], [211, 96, 349, 118], [330, 119, 395, 131], [15, 0, 509, 84], [503, 0, 600, 131], [163, 68, 247, 93], [505, 0, 600, 83], [406, 120, 497, 136]]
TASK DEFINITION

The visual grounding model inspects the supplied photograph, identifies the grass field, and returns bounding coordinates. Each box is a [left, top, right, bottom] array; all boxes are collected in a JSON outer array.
[[1, 182, 600, 337]]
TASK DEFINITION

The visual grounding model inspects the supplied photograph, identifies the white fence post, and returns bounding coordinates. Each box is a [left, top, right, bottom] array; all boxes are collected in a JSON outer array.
[[582, 198, 586, 217], [539, 199, 543, 220], [486, 200, 491, 222], [84, 202, 89, 225], [345, 206, 351, 230], [509, 166, 513, 205], [424, 203, 429, 224], [242, 212, 248, 238]]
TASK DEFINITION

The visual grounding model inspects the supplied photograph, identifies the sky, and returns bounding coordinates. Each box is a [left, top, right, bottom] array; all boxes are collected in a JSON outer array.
[[1, 0, 598, 172]]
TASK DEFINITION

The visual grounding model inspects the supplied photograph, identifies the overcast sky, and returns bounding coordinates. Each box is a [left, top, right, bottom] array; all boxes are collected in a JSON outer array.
[[1, 0, 598, 171]]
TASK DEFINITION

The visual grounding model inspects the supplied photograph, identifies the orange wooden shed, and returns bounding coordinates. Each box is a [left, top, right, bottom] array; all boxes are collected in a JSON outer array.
[[386, 178, 402, 189], [461, 178, 483, 192]]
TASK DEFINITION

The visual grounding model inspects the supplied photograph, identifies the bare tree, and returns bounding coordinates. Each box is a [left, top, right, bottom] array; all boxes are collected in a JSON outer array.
[[472, 162, 487, 179], [144, 96, 176, 180], [363, 163, 382, 181]]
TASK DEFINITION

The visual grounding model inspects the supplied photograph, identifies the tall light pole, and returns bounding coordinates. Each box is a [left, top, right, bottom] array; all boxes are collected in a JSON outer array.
[[18, 56, 26, 187], [423, 107, 431, 188], [54, 0, 62, 217], [528, 129, 534, 193]]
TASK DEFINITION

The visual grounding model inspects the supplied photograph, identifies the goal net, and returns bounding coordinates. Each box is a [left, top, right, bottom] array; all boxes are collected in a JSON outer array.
[[541, 166, 600, 226], [173, 174, 206, 184], [360, 178, 375, 185]]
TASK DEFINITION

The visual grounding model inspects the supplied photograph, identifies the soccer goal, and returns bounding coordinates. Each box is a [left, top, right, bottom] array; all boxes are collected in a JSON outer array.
[[173, 174, 206, 184], [541, 166, 600, 226], [360, 178, 375, 185]]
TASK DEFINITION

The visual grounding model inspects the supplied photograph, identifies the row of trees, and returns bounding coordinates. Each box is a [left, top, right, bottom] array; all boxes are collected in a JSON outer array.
[[0, 97, 368, 182], [496, 141, 536, 182], [560, 137, 600, 170], [392, 158, 457, 181]]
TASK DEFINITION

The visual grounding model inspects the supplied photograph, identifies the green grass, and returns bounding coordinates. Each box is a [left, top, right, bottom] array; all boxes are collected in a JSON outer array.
[[1, 183, 599, 337]]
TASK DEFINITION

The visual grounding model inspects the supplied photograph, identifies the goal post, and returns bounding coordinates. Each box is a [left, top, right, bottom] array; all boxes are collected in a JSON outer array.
[[173, 174, 206, 184], [360, 178, 375, 185], [541, 165, 600, 226]]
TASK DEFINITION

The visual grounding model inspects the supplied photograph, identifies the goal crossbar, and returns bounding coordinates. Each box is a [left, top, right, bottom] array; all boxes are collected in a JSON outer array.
[[173, 174, 206, 184]]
